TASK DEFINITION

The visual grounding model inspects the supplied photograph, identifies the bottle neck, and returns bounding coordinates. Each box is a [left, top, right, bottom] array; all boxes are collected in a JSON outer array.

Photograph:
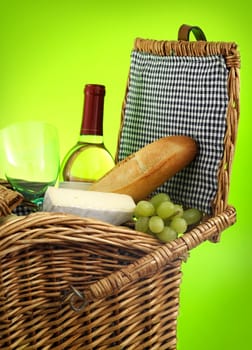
[[78, 134, 103, 144], [80, 84, 105, 136]]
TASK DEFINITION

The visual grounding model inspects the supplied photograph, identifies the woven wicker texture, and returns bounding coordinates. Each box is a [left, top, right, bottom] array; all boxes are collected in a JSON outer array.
[[0, 208, 236, 349], [0, 185, 23, 217], [0, 25, 240, 350], [0, 212, 182, 349]]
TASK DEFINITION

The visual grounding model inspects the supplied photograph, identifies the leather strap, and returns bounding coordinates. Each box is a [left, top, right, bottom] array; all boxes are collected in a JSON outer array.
[[178, 24, 207, 41]]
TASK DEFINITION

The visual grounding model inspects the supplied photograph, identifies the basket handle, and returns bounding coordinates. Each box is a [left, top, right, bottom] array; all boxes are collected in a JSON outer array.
[[178, 24, 207, 41], [69, 206, 236, 311]]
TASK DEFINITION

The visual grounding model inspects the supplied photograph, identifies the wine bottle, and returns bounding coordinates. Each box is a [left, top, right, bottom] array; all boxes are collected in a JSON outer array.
[[59, 84, 115, 187]]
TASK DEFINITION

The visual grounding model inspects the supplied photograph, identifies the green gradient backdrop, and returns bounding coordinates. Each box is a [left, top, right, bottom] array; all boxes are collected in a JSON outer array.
[[0, 1, 251, 349]]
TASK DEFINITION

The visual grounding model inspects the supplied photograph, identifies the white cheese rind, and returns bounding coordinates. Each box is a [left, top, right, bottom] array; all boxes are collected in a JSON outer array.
[[43, 186, 136, 225]]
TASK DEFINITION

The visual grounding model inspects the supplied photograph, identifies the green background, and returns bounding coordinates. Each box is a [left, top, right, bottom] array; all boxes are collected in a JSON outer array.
[[0, 1, 251, 349]]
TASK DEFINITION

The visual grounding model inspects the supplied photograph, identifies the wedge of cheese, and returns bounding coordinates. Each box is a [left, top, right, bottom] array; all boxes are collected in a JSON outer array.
[[43, 186, 136, 225]]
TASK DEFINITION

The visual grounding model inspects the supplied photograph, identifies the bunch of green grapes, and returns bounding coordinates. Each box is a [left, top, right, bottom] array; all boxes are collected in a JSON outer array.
[[134, 193, 202, 243]]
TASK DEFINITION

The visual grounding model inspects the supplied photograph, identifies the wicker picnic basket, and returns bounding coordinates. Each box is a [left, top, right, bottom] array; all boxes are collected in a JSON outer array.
[[0, 24, 240, 349]]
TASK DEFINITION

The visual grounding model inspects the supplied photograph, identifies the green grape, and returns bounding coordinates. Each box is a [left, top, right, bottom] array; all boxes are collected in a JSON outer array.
[[170, 217, 187, 234], [156, 226, 178, 242], [171, 204, 184, 218], [156, 201, 175, 219], [135, 216, 149, 233], [148, 216, 164, 234], [183, 208, 202, 225], [133, 193, 201, 239], [149, 193, 170, 209], [134, 200, 155, 217]]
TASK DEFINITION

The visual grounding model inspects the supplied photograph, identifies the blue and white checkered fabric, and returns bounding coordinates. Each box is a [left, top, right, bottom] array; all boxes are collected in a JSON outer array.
[[118, 50, 229, 214]]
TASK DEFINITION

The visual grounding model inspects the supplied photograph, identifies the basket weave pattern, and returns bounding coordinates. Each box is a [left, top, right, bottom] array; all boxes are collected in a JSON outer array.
[[0, 212, 183, 349]]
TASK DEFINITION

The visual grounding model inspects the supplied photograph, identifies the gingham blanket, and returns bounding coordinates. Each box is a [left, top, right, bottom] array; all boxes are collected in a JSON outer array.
[[118, 50, 229, 214]]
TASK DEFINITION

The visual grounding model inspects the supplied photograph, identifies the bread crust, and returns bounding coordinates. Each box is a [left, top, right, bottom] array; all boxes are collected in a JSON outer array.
[[90, 136, 197, 202]]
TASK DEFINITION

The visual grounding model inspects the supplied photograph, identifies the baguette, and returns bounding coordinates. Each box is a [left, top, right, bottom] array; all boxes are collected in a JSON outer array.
[[89, 136, 197, 202]]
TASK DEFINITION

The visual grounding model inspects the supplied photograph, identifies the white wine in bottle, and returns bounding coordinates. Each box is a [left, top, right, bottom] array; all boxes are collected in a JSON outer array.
[[59, 84, 115, 187]]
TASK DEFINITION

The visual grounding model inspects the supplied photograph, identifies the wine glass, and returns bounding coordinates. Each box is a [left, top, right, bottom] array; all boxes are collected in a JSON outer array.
[[1, 120, 60, 209]]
